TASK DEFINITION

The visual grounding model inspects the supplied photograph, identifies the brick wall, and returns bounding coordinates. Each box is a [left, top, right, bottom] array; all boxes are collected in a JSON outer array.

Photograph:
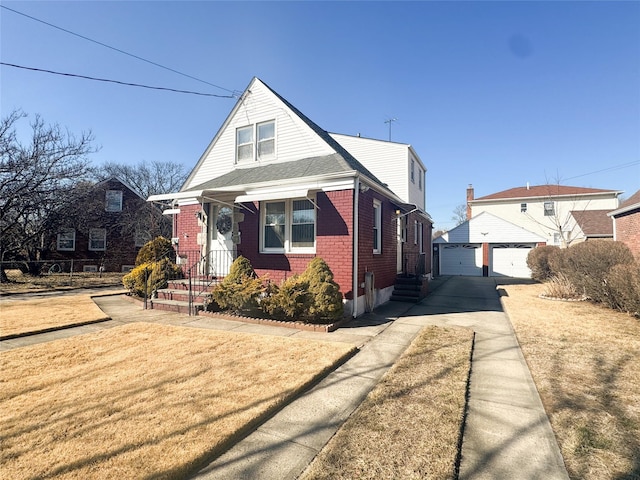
[[615, 209, 640, 260], [174, 203, 204, 269]]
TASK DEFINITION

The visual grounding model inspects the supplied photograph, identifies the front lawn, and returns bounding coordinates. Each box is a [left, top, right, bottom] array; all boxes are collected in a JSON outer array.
[[0, 323, 356, 479], [500, 282, 640, 480], [0, 294, 111, 338]]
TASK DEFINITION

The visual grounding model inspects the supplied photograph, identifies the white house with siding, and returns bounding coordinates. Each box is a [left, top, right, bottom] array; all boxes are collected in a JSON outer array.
[[467, 184, 622, 247], [329, 134, 426, 210], [434, 212, 546, 278]]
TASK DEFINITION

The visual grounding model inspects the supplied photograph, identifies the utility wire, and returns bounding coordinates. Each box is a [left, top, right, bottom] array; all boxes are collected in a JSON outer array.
[[0, 4, 238, 96], [1, 62, 235, 98], [564, 161, 640, 181]]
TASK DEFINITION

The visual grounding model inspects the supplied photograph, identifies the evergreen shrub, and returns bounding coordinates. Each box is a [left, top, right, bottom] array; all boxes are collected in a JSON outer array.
[[210, 256, 264, 314], [123, 258, 181, 297], [261, 276, 312, 321], [135, 236, 176, 266]]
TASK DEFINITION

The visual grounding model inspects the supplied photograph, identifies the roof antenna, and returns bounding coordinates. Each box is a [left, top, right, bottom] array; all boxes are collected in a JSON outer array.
[[384, 117, 397, 141]]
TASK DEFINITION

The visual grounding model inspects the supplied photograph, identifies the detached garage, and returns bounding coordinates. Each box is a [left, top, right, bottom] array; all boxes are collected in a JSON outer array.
[[434, 212, 546, 278]]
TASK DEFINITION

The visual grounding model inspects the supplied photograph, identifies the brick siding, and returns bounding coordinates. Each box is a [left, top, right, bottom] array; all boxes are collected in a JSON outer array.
[[615, 209, 640, 260]]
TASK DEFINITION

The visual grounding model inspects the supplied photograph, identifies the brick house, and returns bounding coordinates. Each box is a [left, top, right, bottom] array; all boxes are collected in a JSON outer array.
[[149, 78, 432, 317], [48, 177, 167, 272], [608, 189, 640, 260]]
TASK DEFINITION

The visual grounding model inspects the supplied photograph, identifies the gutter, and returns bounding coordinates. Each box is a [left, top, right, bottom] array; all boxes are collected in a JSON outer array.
[[353, 176, 360, 318]]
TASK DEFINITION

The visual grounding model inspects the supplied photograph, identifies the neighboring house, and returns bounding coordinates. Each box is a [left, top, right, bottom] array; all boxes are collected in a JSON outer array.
[[608, 189, 640, 259], [47, 177, 166, 272], [148, 77, 433, 317], [467, 184, 622, 247], [568, 210, 613, 242], [433, 212, 546, 278]]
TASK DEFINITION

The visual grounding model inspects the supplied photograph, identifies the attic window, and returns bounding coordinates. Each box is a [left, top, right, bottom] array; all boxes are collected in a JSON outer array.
[[236, 120, 276, 163], [236, 126, 253, 162], [257, 121, 275, 160], [521, 203, 527, 213], [105, 190, 123, 212]]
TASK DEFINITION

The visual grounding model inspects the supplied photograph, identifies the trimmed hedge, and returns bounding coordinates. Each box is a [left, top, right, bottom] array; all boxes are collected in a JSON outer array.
[[527, 245, 560, 282], [210, 256, 264, 314], [123, 258, 182, 297], [135, 236, 176, 266]]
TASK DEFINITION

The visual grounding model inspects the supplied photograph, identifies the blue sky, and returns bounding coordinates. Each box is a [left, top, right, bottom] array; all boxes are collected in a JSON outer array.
[[2, 1, 639, 231]]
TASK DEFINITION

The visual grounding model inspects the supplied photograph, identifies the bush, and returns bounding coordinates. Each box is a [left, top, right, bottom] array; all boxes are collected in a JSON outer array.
[[301, 257, 344, 322], [527, 246, 561, 281], [560, 241, 634, 304], [123, 258, 182, 297], [605, 262, 640, 316], [135, 236, 176, 266], [541, 272, 582, 300], [261, 276, 313, 321], [210, 256, 264, 314]]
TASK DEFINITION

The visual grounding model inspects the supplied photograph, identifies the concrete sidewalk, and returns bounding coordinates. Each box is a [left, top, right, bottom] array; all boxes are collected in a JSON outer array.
[[0, 277, 569, 479]]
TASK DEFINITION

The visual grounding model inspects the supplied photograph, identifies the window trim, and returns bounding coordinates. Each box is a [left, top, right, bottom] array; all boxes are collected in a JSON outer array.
[[236, 120, 276, 163], [260, 197, 316, 254], [544, 201, 555, 216], [57, 229, 76, 251], [373, 199, 382, 254], [88, 228, 106, 251], [257, 120, 276, 161], [105, 190, 123, 212]]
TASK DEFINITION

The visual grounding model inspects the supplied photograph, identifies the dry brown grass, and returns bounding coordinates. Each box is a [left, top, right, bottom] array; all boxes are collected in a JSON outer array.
[[500, 282, 640, 480], [0, 270, 124, 293], [0, 294, 110, 338], [300, 325, 473, 480], [0, 323, 356, 479]]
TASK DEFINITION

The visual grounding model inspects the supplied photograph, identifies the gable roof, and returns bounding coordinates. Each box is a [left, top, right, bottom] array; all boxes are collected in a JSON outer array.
[[434, 211, 546, 244], [474, 184, 622, 202], [96, 176, 144, 199], [608, 189, 640, 217], [570, 210, 613, 236], [182, 77, 386, 193]]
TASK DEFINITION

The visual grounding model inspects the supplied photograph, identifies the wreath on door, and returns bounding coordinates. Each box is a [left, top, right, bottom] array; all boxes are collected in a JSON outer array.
[[216, 207, 233, 235]]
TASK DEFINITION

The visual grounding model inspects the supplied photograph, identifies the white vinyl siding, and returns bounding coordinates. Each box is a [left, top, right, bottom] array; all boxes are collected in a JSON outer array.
[[186, 79, 334, 190]]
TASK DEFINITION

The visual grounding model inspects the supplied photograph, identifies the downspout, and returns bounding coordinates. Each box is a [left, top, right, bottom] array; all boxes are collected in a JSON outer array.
[[352, 176, 360, 318]]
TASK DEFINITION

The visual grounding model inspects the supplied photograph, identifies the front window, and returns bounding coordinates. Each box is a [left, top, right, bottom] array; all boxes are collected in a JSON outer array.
[[373, 199, 382, 254], [544, 201, 555, 216], [264, 201, 285, 249], [105, 190, 123, 212], [236, 126, 254, 162], [89, 228, 106, 251], [257, 121, 275, 160], [291, 199, 315, 248], [57, 229, 75, 251], [262, 198, 316, 252]]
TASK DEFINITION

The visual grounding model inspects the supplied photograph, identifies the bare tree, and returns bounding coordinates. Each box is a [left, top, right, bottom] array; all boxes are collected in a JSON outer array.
[[96, 160, 188, 199], [451, 203, 467, 226], [0, 110, 96, 278]]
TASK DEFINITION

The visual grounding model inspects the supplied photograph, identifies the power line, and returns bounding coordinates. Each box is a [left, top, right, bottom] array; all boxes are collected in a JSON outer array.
[[564, 161, 640, 181], [1, 62, 235, 98], [0, 4, 238, 96]]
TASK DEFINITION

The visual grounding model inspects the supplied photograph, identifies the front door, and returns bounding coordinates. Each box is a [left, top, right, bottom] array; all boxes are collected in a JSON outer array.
[[206, 204, 236, 277]]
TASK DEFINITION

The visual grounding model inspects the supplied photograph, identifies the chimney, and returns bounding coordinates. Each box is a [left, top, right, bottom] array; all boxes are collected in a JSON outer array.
[[466, 184, 474, 220]]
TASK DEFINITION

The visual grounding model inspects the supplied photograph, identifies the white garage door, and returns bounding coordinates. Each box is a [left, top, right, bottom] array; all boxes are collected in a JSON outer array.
[[440, 244, 483, 276], [490, 244, 535, 278]]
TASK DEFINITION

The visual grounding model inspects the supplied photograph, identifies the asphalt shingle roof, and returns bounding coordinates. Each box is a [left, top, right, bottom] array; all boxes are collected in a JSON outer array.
[[475, 185, 619, 201], [570, 210, 613, 236]]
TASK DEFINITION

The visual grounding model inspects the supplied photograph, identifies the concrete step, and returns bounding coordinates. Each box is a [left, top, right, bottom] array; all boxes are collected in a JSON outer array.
[[149, 298, 204, 314], [156, 288, 211, 303]]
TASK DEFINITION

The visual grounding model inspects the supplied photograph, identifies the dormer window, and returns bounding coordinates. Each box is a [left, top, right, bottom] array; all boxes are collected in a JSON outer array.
[[236, 120, 276, 163]]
